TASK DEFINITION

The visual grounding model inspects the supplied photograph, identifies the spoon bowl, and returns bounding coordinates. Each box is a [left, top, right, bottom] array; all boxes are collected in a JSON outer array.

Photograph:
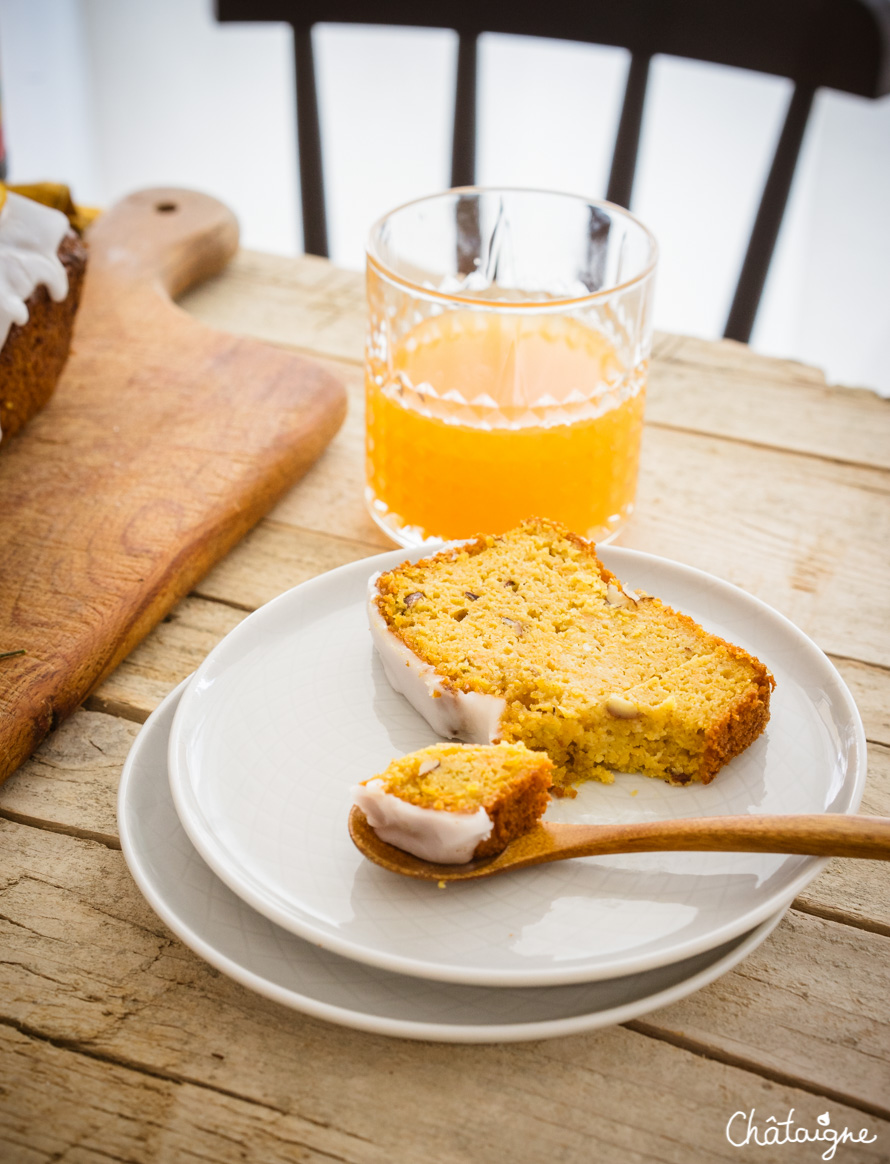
[[348, 807, 890, 882]]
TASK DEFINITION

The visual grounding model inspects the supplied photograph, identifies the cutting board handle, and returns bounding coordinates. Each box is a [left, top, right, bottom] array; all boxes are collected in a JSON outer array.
[[0, 186, 347, 784], [85, 187, 240, 299]]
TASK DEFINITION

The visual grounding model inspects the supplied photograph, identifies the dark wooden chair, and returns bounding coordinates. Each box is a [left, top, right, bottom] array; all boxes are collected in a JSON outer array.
[[216, 0, 890, 342]]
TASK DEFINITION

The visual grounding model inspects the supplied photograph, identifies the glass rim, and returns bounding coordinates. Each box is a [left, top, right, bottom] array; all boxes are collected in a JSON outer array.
[[366, 186, 659, 309]]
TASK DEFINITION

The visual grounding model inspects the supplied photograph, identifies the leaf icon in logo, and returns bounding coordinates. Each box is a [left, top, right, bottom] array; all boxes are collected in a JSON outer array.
[[817, 1113, 831, 1126]]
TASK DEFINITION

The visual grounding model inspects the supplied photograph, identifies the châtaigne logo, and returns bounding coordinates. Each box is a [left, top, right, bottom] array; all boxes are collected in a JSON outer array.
[[726, 1109, 877, 1160]]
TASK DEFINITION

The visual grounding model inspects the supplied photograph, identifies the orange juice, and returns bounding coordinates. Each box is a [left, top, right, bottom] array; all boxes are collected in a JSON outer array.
[[366, 309, 646, 542]]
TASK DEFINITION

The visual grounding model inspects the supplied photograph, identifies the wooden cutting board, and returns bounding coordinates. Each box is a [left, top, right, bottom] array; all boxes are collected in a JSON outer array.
[[0, 188, 347, 782]]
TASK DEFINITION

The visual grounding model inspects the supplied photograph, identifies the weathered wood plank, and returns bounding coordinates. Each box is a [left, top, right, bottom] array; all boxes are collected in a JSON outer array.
[[243, 364, 890, 668], [0, 1024, 374, 1164], [87, 520, 385, 724], [646, 334, 890, 471], [631, 908, 890, 1112], [4, 1026, 885, 1164], [0, 709, 136, 846], [182, 253, 890, 668], [262, 359, 387, 548], [193, 519, 383, 611], [651, 330, 827, 387], [834, 658, 890, 748], [179, 250, 890, 470], [5, 244, 889, 1164], [626, 424, 890, 669], [85, 596, 247, 724], [1, 817, 889, 1122], [179, 248, 366, 365], [793, 744, 890, 934]]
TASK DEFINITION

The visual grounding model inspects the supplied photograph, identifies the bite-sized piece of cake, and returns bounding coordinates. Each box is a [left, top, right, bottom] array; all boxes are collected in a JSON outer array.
[[370, 518, 774, 791], [352, 741, 553, 863], [0, 190, 88, 442]]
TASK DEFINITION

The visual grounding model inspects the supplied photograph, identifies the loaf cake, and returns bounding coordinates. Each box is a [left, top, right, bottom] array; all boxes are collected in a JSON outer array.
[[0, 187, 88, 442], [370, 518, 774, 791], [353, 741, 553, 862]]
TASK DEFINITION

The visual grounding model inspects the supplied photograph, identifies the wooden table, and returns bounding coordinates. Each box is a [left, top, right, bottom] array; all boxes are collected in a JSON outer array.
[[2, 250, 888, 1162]]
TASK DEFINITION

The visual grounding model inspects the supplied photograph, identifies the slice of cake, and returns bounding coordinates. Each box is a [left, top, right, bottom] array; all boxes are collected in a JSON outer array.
[[353, 741, 553, 863], [370, 518, 774, 791]]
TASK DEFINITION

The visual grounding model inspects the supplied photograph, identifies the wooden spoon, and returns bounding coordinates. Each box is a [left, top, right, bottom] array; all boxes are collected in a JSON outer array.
[[348, 806, 890, 882]]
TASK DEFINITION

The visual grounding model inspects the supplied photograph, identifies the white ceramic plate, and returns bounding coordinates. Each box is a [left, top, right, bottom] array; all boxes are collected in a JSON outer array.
[[168, 546, 865, 987], [122, 681, 787, 1043]]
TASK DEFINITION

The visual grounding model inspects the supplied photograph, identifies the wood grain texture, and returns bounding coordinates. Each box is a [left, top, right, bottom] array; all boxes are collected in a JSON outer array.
[[3, 1029, 884, 1164], [86, 595, 247, 724], [0, 707, 136, 846], [646, 334, 890, 471], [1, 1030, 885, 1164], [834, 660, 890, 747], [1, 244, 888, 1161], [226, 355, 890, 666], [180, 250, 890, 468], [0, 193, 347, 783], [181, 259, 890, 669], [0, 1026, 345, 1164], [794, 744, 890, 934], [628, 909, 890, 1115], [0, 821, 886, 1160], [179, 248, 366, 365], [193, 519, 382, 611], [0, 1025, 367, 1164]]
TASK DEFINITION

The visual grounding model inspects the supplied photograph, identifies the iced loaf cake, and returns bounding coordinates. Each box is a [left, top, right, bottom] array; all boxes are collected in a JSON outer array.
[[369, 518, 774, 791]]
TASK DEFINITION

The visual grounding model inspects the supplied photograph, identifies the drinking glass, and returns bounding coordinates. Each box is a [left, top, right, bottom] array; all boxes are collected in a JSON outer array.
[[365, 188, 657, 546]]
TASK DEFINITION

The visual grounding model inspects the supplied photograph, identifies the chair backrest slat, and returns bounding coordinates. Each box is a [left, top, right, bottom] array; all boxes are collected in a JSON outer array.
[[220, 1, 890, 336], [294, 25, 328, 257], [451, 33, 478, 188], [724, 83, 815, 342], [605, 53, 651, 210]]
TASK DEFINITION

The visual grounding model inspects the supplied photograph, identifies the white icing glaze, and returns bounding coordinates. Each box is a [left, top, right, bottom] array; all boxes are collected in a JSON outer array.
[[353, 778, 492, 863], [0, 192, 71, 350], [367, 573, 506, 743]]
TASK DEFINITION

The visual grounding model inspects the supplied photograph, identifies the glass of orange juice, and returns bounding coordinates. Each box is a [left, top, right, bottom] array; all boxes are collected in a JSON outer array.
[[365, 188, 657, 546]]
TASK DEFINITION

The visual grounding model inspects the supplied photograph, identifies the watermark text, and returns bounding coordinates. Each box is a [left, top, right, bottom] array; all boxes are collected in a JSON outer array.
[[726, 1109, 876, 1161]]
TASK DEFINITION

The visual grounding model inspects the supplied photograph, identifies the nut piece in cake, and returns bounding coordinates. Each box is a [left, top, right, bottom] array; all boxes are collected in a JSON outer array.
[[352, 742, 553, 864], [369, 517, 775, 791]]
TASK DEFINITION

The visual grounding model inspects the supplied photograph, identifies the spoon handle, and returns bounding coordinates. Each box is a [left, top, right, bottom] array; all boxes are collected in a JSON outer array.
[[542, 814, 890, 862]]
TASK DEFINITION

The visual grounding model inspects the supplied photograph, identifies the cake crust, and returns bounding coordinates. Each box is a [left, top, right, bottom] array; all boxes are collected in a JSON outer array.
[[477, 761, 552, 857], [0, 231, 87, 441], [373, 518, 774, 790], [357, 741, 553, 861]]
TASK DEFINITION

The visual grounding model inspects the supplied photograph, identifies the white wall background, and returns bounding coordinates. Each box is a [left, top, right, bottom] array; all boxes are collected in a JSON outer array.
[[2, 0, 889, 393]]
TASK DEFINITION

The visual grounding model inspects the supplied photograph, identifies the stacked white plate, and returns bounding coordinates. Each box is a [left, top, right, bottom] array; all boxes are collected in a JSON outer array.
[[118, 546, 867, 1041]]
